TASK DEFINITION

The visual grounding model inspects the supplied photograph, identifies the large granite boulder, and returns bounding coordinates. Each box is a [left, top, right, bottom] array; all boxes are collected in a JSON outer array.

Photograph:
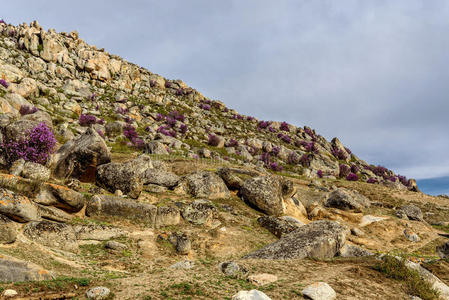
[[23, 221, 79, 252], [0, 255, 53, 283], [0, 215, 17, 244], [396, 204, 424, 221], [324, 188, 371, 212], [0, 188, 40, 222], [240, 176, 294, 216], [243, 220, 346, 260], [185, 171, 230, 200], [52, 128, 111, 181]]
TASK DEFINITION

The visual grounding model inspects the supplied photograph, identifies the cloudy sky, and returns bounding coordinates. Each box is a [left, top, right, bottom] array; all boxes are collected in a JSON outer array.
[[4, 1, 449, 182]]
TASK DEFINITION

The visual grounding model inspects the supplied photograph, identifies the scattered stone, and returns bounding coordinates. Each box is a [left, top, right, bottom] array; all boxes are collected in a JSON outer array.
[[219, 261, 248, 277], [74, 224, 126, 241], [396, 205, 424, 222], [185, 171, 230, 199], [302, 282, 336, 300], [257, 215, 304, 238], [143, 168, 180, 188], [181, 200, 215, 225], [170, 260, 195, 270], [156, 206, 180, 227], [436, 241, 449, 259], [2, 289, 18, 298], [338, 244, 373, 257], [105, 241, 127, 251], [86, 286, 111, 300], [144, 140, 168, 155], [248, 274, 278, 286], [35, 183, 85, 212], [244, 220, 346, 260], [232, 289, 272, 300], [169, 232, 191, 255], [350, 227, 365, 237], [324, 188, 370, 212], [359, 215, 389, 227], [403, 229, 420, 242], [37, 204, 73, 222]]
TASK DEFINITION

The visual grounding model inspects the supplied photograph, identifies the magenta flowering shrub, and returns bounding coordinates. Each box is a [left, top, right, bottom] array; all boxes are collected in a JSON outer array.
[[287, 151, 300, 164], [388, 176, 397, 182], [165, 116, 177, 127], [150, 80, 157, 87], [179, 124, 188, 134], [339, 164, 351, 178], [208, 134, 221, 146], [299, 154, 312, 167], [0, 79, 9, 88], [373, 165, 389, 177], [0, 19, 5, 24], [155, 113, 165, 121], [89, 93, 96, 101], [278, 134, 291, 144], [269, 162, 283, 172], [258, 121, 271, 130], [280, 122, 290, 132], [260, 152, 271, 166], [165, 81, 173, 88], [96, 129, 105, 139], [246, 116, 255, 121], [116, 107, 128, 115], [397, 175, 411, 187], [199, 103, 211, 111], [225, 138, 238, 148], [79, 114, 98, 127], [271, 146, 281, 156], [233, 114, 244, 120], [123, 124, 144, 148], [350, 164, 359, 174], [157, 125, 177, 137], [168, 110, 185, 122], [19, 105, 38, 116], [304, 127, 315, 137], [268, 127, 277, 133], [305, 142, 319, 154], [332, 147, 348, 160], [317, 170, 323, 178], [1, 122, 56, 165], [346, 173, 359, 181], [367, 177, 377, 184]]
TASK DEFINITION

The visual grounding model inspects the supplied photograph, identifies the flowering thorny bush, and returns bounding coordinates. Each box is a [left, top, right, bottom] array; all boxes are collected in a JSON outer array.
[[367, 177, 377, 184], [339, 164, 351, 178], [179, 124, 188, 135], [280, 121, 290, 132], [269, 162, 283, 172], [1, 122, 56, 165], [299, 154, 312, 167], [271, 146, 281, 156], [287, 151, 300, 165], [79, 114, 97, 127], [225, 138, 238, 148], [0, 79, 8, 88], [346, 173, 359, 181], [199, 103, 211, 111], [208, 134, 221, 147], [19, 105, 38, 116], [123, 124, 144, 149], [398, 175, 411, 187], [258, 120, 271, 130], [332, 147, 348, 160], [317, 170, 323, 178], [157, 125, 177, 138], [305, 142, 319, 154]]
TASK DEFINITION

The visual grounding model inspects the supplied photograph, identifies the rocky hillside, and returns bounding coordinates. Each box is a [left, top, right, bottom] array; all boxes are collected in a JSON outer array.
[[0, 20, 448, 300]]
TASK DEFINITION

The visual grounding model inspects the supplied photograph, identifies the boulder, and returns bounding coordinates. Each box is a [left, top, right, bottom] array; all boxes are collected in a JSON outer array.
[[403, 229, 420, 242], [53, 128, 111, 181], [248, 274, 278, 286], [155, 206, 180, 227], [301, 282, 336, 300], [0, 255, 53, 283], [74, 224, 126, 241], [35, 183, 85, 212], [338, 244, 373, 257], [185, 171, 230, 200], [12, 160, 51, 182], [23, 221, 79, 252], [86, 286, 111, 300], [105, 241, 127, 251], [217, 167, 261, 190], [219, 261, 248, 277], [240, 176, 294, 216], [143, 169, 180, 188], [144, 141, 168, 155], [170, 260, 195, 270], [4, 119, 41, 142], [95, 155, 154, 198], [324, 188, 371, 212], [0, 188, 40, 222], [181, 200, 215, 225], [257, 216, 304, 238], [0, 215, 17, 244], [396, 204, 424, 221], [37, 204, 73, 222], [243, 220, 346, 260], [86, 195, 157, 226], [232, 290, 271, 300]]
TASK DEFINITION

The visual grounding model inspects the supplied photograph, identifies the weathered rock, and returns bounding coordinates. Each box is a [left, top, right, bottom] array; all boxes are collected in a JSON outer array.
[[181, 200, 215, 225], [143, 169, 180, 188], [324, 188, 370, 212], [23, 221, 78, 252], [437, 241, 449, 259], [0, 215, 17, 244], [155, 206, 180, 227], [185, 171, 230, 199], [20, 161, 51, 181], [86, 195, 157, 225], [105, 241, 127, 251], [248, 274, 278, 286], [170, 260, 195, 269], [2, 289, 18, 298], [169, 232, 191, 255], [350, 227, 365, 237], [144, 140, 168, 155], [4, 119, 41, 142], [53, 128, 111, 181], [219, 261, 248, 277], [244, 220, 346, 260], [257, 216, 304, 238], [403, 229, 420, 242], [86, 286, 111, 300], [396, 204, 424, 222], [338, 244, 373, 257], [35, 183, 85, 212], [240, 176, 294, 216], [74, 224, 126, 241], [0, 188, 40, 222], [37, 204, 73, 222], [0, 255, 53, 283], [359, 215, 388, 227], [0, 173, 42, 197], [232, 290, 272, 300], [302, 282, 337, 300], [95, 155, 154, 198]]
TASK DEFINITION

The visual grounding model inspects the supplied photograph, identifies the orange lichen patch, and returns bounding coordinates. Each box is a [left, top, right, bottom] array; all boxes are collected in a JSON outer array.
[[0, 173, 17, 179], [46, 183, 70, 191], [39, 269, 49, 275]]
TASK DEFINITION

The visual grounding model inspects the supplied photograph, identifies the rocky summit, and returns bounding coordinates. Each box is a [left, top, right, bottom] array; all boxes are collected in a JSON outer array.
[[0, 20, 448, 300]]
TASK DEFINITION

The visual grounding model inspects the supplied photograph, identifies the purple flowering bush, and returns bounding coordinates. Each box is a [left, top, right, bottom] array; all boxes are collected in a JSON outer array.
[[168, 110, 185, 122], [157, 125, 177, 137], [332, 147, 348, 160], [280, 121, 290, 132], [346, 173, 359, 181], [339, 164, 351, 178], [271, 146, 281, 156], [19, 105, 38, 116], [367, 177, 378, 184], [287, 151, 300, 164], [305, 142, 319, 154], [1, 122, 56, 165], [225, 138, 239, 148], [123, 124, 144, 148], [299, 154, 312, 167], [269, 162, 283, 172], [0, 79, 9, 88], [258, 120, 271, 130], [317, 170, 323, 178], [179, 124, 188, 134], [199, 103, 211, 111], [79, 114, 101, 127], [208, 134, 221, 147], [350, 164, 359, 174]]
